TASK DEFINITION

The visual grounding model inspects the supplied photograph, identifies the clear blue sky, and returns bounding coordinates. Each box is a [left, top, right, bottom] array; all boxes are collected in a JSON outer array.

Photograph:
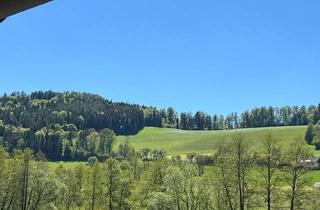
[[0, 0, 319, 115]]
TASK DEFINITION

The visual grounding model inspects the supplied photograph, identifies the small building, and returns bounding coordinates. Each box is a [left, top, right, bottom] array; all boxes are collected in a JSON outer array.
[[314, 182, 320, 189], [299, 158, 320, 170]]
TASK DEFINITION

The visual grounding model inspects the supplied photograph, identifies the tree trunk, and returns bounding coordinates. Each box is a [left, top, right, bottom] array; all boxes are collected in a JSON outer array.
[[290, 170, 297, 210], [22, 156, 29, 210]]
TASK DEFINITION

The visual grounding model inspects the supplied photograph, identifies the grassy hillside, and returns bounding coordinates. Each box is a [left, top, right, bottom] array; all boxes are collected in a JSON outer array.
[[117, 126, 318, 156]]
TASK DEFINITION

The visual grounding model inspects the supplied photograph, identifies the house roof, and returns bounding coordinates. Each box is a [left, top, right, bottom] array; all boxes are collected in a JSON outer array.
[[0, 0, 52, 20]]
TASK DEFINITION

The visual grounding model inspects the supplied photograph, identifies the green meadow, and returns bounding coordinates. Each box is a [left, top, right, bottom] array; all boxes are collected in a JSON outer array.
[[117, 126, 317, 156]]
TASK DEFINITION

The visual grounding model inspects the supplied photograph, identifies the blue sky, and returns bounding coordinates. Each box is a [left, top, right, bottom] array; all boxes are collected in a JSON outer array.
[[0, 0, 319, 115]]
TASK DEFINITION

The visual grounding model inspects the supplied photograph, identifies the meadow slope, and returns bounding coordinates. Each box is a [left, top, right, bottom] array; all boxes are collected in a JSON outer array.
[[117, 126, 316, 156]]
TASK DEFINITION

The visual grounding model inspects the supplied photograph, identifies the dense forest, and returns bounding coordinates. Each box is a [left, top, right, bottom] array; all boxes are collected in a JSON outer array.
[[0, 134, 319, 210], [0, 91, 144, 161], [0, 91, 320, 161]]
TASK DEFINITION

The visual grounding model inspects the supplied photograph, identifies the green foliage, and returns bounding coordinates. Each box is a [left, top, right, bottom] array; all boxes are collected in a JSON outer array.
[[304, 123, 320, 150], [312, 124, 320, 150], [0, 148, 60, 210], [1, 131, 319, 210], [87, 156, 98, 165], [0, 91, 144, 135], [256, 133, 282, 210], [166, 107, 177, 128], [283, 136, 312, 210], [0, 91, 145, 160], [99, 128, 116, 156], [305, 123, 314, 145]]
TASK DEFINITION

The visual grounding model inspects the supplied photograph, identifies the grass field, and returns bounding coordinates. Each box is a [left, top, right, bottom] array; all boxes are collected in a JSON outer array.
[[117, 126, 317, 156]]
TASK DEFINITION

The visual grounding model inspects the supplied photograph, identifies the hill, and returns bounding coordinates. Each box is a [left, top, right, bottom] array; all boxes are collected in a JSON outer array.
[[118, 126, 316, 156], [1, 91, 319, 161]]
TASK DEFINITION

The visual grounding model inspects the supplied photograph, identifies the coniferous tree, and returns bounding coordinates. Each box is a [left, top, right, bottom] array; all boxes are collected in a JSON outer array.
[[305, 123, 314, 145]]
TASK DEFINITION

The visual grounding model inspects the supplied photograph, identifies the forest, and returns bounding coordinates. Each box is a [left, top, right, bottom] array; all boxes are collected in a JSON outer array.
[[1, 91, 320, 161], [1, 133, 320, 210]]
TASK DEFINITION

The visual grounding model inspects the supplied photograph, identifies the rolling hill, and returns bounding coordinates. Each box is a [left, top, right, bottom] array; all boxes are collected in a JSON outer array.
[[117, 126, 317, 156]]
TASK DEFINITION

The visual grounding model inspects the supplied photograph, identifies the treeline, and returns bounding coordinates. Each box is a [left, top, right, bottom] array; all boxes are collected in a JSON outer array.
[[150, 105, 320, 130], [0, 134, 319, 210]]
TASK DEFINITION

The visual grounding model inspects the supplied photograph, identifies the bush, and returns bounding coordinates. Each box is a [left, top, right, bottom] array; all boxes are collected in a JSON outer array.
[[194, 154, 215, 166], [87, 156, 98, 165]]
